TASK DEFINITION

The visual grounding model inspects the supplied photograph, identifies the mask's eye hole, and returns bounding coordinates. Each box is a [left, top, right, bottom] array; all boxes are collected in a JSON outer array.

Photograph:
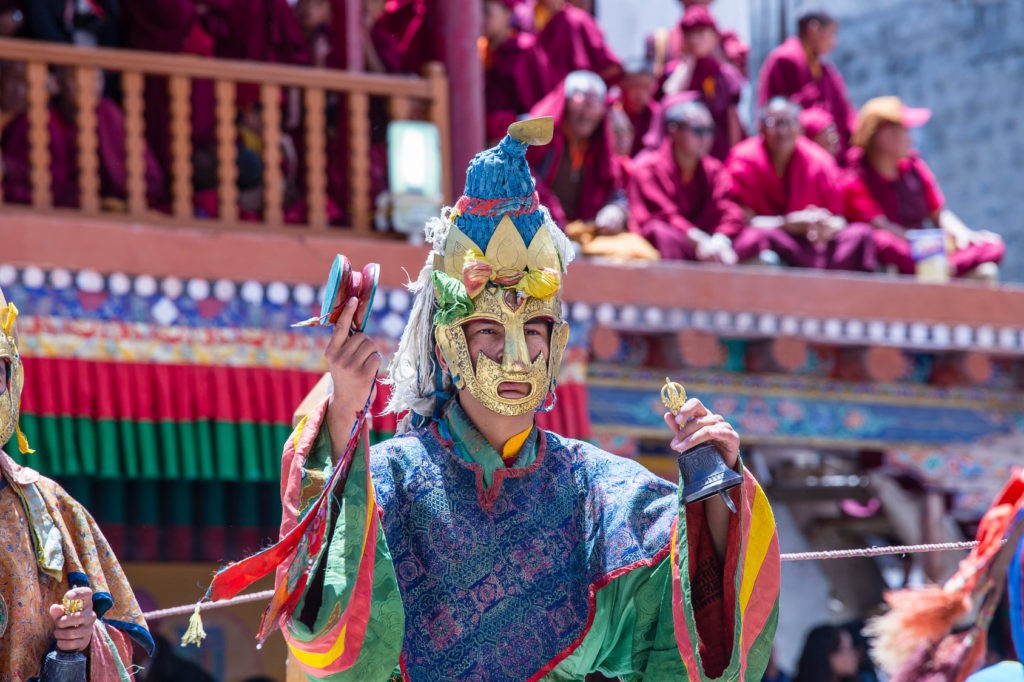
[[0, 359, 10, 396]]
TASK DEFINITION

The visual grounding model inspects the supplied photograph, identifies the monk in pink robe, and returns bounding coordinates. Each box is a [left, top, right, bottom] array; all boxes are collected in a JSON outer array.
[[660, 7, 744, 161], [757, 11, 857, 158], [527, 71, 627, 230], [629, 99, 745, 262], [725, 98, 875, 271], [844, 96, 1004, 280], [2, 69, 166, 209], [530, 0, 622, 86], [482, 0, 554, 143]]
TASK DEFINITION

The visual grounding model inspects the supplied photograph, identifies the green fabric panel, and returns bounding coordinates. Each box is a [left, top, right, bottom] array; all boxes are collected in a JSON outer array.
[[17, 415, 304, 482], [213, 421, 241, 481], [177, 420, 199, 479], [164, 480, 193, 526], [158, 421, 181, 479], [195, 419, 215, 480], [95, 478, 126, 524], [137, 420, 161, 478]]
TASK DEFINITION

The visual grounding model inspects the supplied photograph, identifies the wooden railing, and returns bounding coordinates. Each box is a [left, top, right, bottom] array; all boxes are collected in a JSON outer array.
[[0, 38, 451, 233]]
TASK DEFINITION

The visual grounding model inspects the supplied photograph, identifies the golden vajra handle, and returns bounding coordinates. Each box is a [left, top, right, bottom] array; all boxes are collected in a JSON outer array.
[[660, 378, 687, 416], [62, 596, 84, 615]]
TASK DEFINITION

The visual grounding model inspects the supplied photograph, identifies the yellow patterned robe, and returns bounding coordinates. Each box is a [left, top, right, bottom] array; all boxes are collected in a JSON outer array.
[[0, 451, 152, 680]]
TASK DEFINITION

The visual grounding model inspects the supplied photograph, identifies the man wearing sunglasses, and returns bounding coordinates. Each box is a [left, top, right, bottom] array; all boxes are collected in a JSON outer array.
[[628, 96, 745, 264]]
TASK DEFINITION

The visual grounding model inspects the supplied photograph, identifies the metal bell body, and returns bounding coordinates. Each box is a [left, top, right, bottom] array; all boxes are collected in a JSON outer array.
[[41, 650, 87, 682], [677, 442, 744, 506]]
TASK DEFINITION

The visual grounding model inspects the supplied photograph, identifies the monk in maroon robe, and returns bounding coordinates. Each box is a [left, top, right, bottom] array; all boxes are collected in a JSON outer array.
[[122, 0, 229, 175], [527, 71, 627, 231], [530, 0, 622, 86], [644, 0, 750, 82], [613, 59, 659, 156], [482, 0, 554, 144], [661, 7, 744, 161], [757, 11, 857, 159], [844, 96, 1004, 280], [373, 0, 431, 75], [2, 68, 166, 209], [629, 99, 745, 263], [725, 98, 875, 271]]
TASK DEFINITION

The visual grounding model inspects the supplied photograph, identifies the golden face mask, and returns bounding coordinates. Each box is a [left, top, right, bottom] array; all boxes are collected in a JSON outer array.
[[0, 303, 25, 450], [435, 284, 569, 416]]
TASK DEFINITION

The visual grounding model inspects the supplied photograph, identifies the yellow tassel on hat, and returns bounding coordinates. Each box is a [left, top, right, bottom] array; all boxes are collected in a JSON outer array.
[[1, 302, 16, 335], [180, 602, 207, 647], [15, 422, 33, 454]]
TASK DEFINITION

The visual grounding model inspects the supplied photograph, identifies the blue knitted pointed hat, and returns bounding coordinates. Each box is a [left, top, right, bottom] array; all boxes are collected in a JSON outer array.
[[450, 117, 554, 252]]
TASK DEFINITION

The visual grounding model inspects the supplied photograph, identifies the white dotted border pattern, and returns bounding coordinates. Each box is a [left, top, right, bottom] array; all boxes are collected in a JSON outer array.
[[7, 267, 1024, 353]]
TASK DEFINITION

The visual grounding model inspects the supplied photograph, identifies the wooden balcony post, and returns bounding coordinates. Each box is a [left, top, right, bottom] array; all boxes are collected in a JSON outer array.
[[75, 67, 100, 214], [429, 0, 482, 199], [388, 96, 411, 121], [260, 83, 284, 226], [304, 87, 328, 230], [215, 79, 238, 224], [424, 62, 452, 203], [348, 91, 370, 233], [26, 61, 51, 209], [169, 74, 194, 220], [122, 70, 147, 216]]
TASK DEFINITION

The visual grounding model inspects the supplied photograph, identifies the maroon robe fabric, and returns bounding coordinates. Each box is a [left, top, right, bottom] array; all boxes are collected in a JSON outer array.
[[757, 36, 857, 157], [628, 142, 745, 260], [725, 135, 874, 270], [484, 31, 554, 142], [375, 0, 431, 75], [663, 54, 743, 161], [214, 0, 310, 108], [2, 101, 166, 208], [844, 153, 1004, 276], [123, 0, 226, 174], [526, 83, 625, 226], [535, 4, 622, 86]]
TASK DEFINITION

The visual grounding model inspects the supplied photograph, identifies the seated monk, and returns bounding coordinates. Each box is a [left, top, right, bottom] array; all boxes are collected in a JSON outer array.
[[530, 0, 622, 85], [645, 0, 750, 81], [2, 67, 166, 210], [661, 6, 744, 161], [527, 70, 628, 234], [629, 98, 744, 263], [482, 0, 554, 144], [612, 57, 660, 156], [844, 96, 1004, 281], [725, 97, 876, 271]]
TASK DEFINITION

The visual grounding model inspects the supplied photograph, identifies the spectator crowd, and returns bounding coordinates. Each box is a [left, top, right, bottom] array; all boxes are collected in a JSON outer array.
[[0, 0, 1006, 280]]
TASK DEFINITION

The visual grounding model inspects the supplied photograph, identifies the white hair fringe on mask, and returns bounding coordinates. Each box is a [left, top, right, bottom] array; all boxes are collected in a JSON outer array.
[[382, 206, 574, 433]]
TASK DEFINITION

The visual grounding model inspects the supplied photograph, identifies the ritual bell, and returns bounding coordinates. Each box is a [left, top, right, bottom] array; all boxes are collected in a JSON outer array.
[[41, 651, 87, 682], [661, 378, 743, 513]]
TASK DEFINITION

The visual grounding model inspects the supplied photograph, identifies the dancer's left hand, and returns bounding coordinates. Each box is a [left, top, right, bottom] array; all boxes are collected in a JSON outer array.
[[663, 398, 740, 469]]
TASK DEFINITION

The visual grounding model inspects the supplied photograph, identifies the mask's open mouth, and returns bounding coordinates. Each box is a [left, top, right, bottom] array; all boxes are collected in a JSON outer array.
[[497, 381, 531, 399]]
